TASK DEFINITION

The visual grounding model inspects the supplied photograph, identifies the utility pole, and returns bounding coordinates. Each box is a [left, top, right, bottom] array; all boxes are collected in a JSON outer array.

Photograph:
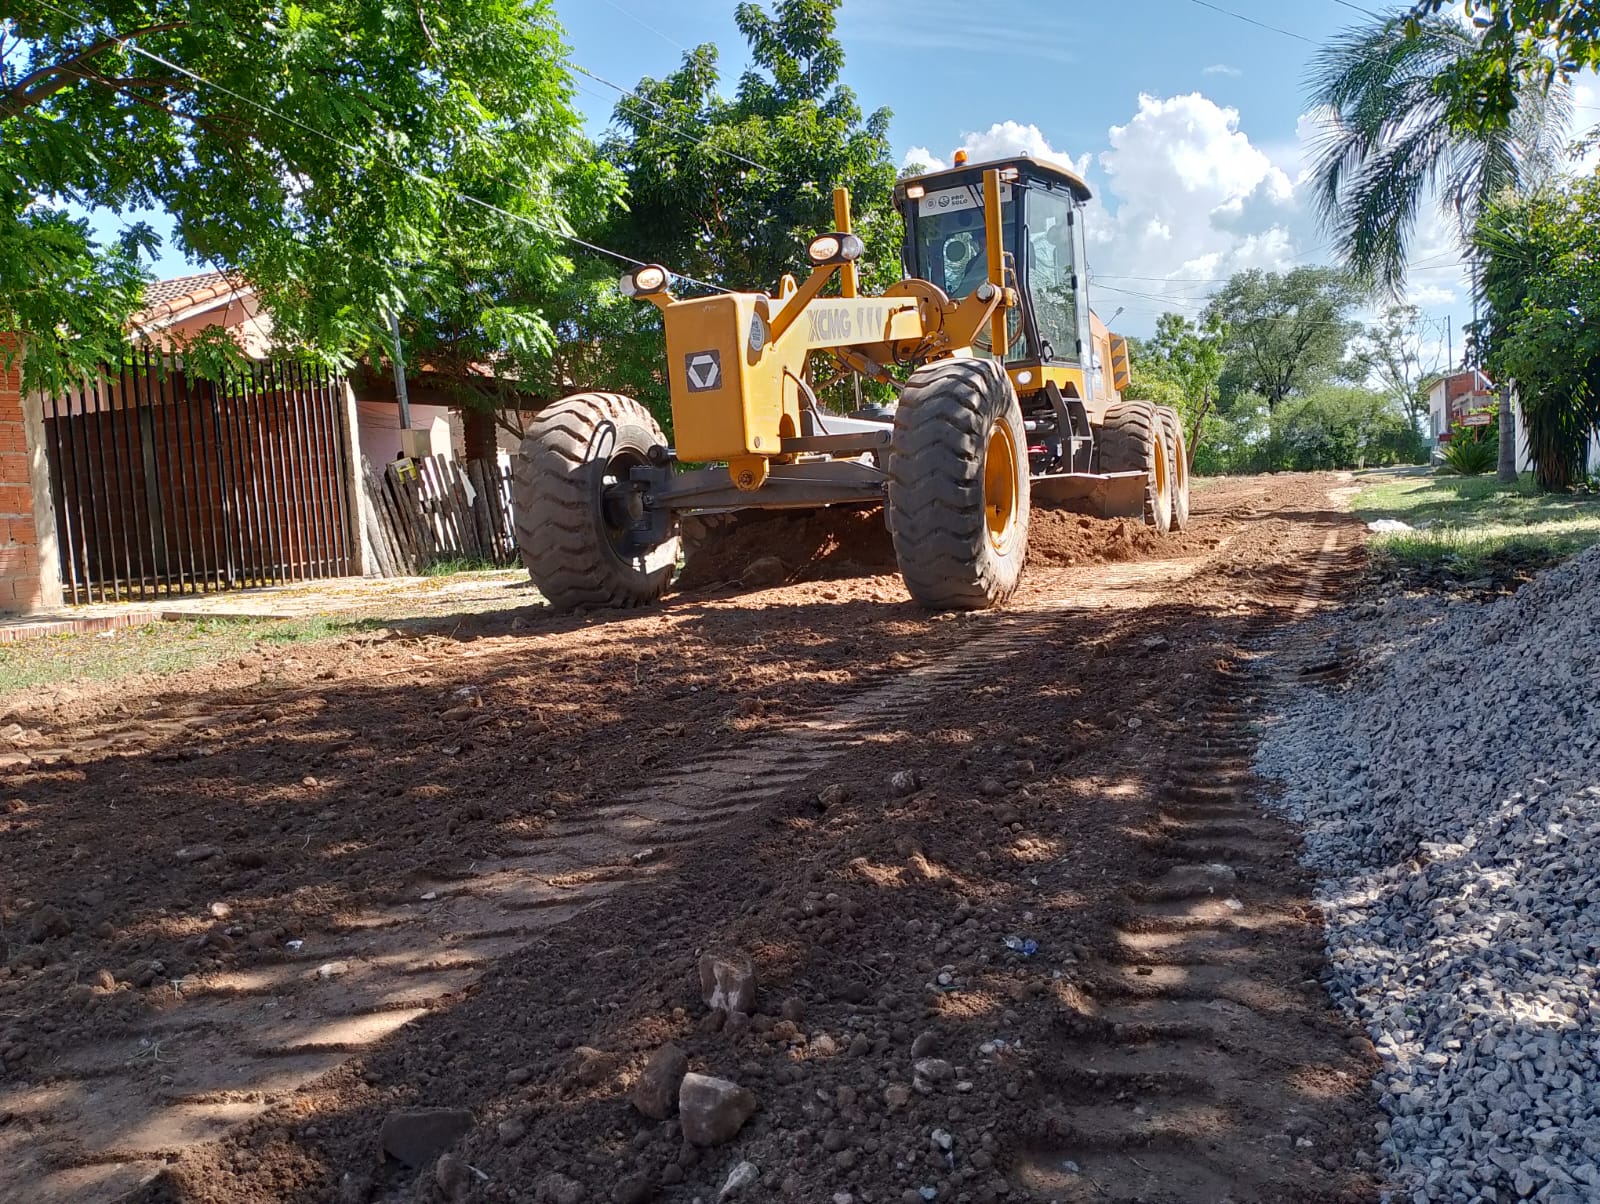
[[387, 308, 412, 432]]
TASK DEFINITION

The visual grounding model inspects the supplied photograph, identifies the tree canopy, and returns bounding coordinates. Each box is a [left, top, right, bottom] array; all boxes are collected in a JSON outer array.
[[533, 0, 897, 428], [1, 0, 609, 391], [1359, 304, 1435, 427], [1409, 1, 1599, 132], [599, 0, 897, 296], [1202, 267, 1367, 409], [1474, 176, 1600, 490]]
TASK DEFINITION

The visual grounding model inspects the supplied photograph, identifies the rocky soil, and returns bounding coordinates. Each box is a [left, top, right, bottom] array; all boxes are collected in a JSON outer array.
[[0, 474, 1380, 1204], [1258, 545, 1600, 1204]]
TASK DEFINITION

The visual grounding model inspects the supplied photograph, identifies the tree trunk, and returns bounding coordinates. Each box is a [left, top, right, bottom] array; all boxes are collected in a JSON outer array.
[[1496, 382, 1517, 484], [1187, 387, 1212, 471]]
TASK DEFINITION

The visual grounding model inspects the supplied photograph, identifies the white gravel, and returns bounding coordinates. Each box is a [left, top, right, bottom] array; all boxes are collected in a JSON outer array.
[[1257, 545, 1600, 1204]]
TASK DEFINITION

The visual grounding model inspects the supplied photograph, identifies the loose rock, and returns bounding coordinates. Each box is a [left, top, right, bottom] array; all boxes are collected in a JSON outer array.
[[718, 1161, 759, 1200], [536, 1173, 587, 1204], [679, 1072, 757, 1146], [434, 1154, 472, 1202], [631, 1042, 688, 1120], [1260, 543, 1600, 1202], [25, 907, 70, 942], [566, 1045, 623, 1088], [611, 1174, 653, 1204], [740, 556, 787, 588], [698, 951, 756, 1015], [377, 1107, 473, 1168]]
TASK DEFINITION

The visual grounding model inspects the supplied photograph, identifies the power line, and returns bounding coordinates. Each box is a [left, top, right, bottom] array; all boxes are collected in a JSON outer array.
[[1094, 272, 1234, 285], [592, 0, 689, 52], [1186, 0, 1318, 46], [1090, 279, 1402, 330], [1326, 0, 1389, 18], [32, 0, 728, 293]]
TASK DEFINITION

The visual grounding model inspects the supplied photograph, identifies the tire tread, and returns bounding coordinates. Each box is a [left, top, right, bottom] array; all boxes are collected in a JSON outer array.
[[887, 359, 1029, 609], [512, 392, 677, 611]]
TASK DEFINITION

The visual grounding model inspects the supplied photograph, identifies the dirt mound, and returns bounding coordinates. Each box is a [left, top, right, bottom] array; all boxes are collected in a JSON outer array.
[[1026, 508, 1162, 566], [677, 506, 1182, 591], [676, 506, 897, 590]]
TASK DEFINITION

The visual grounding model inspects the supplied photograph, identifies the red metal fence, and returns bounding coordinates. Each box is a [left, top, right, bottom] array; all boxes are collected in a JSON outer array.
[[43, 348, 355, 602]]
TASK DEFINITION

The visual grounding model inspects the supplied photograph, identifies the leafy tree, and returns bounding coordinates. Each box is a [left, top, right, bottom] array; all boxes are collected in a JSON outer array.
[[599, 0, 897, 297], [1305, 12, 1569, 294], [1203, 267, 1366, 410], [542, 0, 897, 429], [1359, 304, 1435, 426], [1123, 312, 1227, 465], [1272, 385, 1430, 470], [1195, 386, 1428, 474], [1474, 176, 1600, 490], [1408, 2, 1598, 132], [1, 0, 608, 392]]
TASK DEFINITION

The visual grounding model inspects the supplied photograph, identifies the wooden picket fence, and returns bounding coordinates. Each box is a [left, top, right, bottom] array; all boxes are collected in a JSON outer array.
[[360, 454, 519, 576]]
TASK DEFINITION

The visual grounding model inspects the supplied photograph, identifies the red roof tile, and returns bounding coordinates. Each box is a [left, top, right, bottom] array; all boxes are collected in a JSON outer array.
[[130, 271, 254, 327]]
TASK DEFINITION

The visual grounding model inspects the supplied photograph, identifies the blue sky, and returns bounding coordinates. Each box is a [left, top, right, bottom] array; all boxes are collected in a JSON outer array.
[[553, 0, 1490, 358], [111, 0, 1600, 364]]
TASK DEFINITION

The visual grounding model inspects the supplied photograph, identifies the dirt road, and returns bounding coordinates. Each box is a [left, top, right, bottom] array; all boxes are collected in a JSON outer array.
[[0, 474, 1379, 1204]]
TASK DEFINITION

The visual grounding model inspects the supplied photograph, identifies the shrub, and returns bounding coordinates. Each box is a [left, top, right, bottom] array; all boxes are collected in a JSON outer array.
[[1440, 406, 1499, 475], [1441, 433, 1497, 475]]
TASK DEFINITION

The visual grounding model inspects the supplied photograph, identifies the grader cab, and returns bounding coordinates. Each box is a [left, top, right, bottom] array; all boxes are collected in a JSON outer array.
[[513, 155, 1190, 612]]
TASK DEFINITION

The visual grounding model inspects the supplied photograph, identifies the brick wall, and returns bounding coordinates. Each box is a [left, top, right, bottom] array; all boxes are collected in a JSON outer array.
[[0, 340, 43, 612]]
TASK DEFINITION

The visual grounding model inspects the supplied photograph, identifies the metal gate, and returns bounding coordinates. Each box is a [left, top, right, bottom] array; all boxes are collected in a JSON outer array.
[[43, 348, 356, 603]]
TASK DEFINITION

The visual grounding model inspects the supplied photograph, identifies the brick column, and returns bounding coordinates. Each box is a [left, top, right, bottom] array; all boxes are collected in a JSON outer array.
[[0, 339, 63, 614]]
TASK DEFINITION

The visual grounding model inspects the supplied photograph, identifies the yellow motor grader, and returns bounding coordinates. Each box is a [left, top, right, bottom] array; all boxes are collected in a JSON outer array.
[[513, 154, 1190, 611]]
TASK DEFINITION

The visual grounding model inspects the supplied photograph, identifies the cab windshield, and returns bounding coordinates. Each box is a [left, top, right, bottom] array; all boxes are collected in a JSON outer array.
[[910, 185, 1023, 360]]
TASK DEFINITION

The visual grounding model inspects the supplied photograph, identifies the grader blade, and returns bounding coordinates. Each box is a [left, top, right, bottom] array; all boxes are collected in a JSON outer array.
[[1030, 471, 1148, 519]]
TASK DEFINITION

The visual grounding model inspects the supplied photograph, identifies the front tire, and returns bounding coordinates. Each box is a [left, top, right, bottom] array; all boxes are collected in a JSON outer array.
[[887, 359, 1029, 610], [513, 392, 679, 612], [1099, 401, 1172, 533], [1155, 406, 1191, 531]]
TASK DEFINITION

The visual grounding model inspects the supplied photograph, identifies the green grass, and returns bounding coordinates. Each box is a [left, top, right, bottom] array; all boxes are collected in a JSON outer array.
[[420, 555, 507, 577], [1354, 471, 1600, 578], [0, 614, 381, 696]]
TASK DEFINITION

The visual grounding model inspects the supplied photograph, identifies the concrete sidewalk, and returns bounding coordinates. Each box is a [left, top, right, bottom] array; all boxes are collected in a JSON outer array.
[[0, 570, 531, 643]]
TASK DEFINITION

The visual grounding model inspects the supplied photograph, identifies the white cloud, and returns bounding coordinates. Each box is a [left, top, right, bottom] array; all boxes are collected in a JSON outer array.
[[1082, 93, 1306, 317], [1407, 283, 1459, 308], [1203, 64, 1243, 77], [901, 121, 1089, 177]]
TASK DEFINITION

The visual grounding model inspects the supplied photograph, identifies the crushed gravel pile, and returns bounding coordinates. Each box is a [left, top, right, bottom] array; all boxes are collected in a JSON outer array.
[[1258, 544, 1600, 1204]]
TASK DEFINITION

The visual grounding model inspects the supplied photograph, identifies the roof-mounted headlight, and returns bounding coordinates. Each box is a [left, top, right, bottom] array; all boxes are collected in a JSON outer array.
[[806, 232, 865, 266], [619, 264, 669, 297]]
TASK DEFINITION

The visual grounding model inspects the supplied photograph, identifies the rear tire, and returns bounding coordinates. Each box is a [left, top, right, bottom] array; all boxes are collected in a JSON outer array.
[[1155, 406, 1191, 531], [1099, 401, 1172, 534], [513, 392, 678, 611], [887, 359, 1029, 609]]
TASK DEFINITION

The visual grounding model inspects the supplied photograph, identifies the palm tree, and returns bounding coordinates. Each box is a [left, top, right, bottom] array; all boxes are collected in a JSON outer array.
[[1305, 13, 1571, 298], [1308, 13, 1572, 482]]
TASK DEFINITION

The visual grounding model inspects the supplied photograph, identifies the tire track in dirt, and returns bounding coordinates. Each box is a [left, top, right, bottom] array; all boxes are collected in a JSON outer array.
[[3, 562, 1210, 1204], [1012, 529, 1363, 1202]]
